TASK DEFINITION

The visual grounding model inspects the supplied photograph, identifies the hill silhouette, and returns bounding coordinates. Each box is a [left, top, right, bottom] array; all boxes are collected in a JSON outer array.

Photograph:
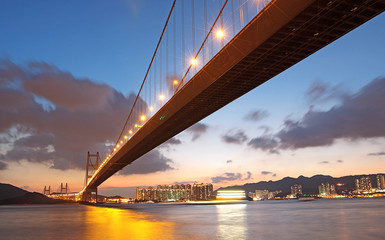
[[218, 174, 384, 195], [0, 183, 28, 200], [0, 183, 71, 205]]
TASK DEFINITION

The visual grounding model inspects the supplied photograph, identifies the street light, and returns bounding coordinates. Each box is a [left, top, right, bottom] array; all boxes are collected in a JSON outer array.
[[216, 29, 224, 38]]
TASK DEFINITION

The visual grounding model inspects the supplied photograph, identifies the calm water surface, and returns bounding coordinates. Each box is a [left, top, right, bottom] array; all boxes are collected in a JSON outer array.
[[1, 198, 384, 240]]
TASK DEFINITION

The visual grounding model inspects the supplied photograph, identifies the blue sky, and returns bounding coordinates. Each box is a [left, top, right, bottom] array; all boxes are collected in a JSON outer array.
[[0, 0, 385, 197]]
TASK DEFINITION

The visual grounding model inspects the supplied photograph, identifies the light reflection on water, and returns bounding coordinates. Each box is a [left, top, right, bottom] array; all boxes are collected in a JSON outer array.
[[1, 198, 385, 239], [0, 204, 175, 240], [82, 206, 175, 240], [216, 204, 247, 240]]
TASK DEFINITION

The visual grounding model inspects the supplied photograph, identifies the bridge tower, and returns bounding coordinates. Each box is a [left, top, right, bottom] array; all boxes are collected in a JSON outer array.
[[60, 183, 68, 194], [43, 185, 51, 195], [83, 152, 100, 202]]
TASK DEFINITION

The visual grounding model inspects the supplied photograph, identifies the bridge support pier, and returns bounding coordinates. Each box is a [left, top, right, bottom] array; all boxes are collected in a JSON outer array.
[[82, 188, 98, 203]]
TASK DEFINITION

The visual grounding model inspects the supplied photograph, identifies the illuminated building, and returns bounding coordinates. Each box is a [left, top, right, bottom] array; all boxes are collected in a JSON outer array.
[[191, 183, 213, 200], [249, 190, 281, 200], [136, 183, 212, 202], [318, 182, 336, 196], [355, 176, 372, 193], [255, 190, 268, 200], [216, 189, 246, 200], [290, 184, 302, 197], [377, 175, 385, 190]]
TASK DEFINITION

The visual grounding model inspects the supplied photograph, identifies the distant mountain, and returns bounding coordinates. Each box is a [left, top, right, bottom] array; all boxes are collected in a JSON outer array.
[[218, 174, 384, 195], [0, 192, 69, 205], [0, 183, 28, 200], [0, 183, 71, 205]]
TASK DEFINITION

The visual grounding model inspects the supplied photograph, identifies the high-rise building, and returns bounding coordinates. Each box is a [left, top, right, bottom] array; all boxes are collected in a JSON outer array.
[[355, 176, 372, 193], [291, 184, 302, 196], [136, 183, 212, 201], [318, 182, 336, 196], [255, 190, 269, 200], [376, 175, 385, 190]]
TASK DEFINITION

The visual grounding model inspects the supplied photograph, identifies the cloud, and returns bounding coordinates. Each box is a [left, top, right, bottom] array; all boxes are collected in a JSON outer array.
[[245, 171, 252, 180], [306, 81, 346, 103], [211, 172, 252, 183], [222, 129, 248, 144], [226, 160, 232, 164], [164, 137, 181, 145], [318, 161, 329, 164], [368, 151, 385, 156], [186, 123, 208, 141], [173, 181, 197, 185], [118, 149, 174, 175], [260, 171, 277, 177], [337, 159, 343, 163], [248, 78, 385, 153], [211, 172, 243, 183], [0, 161, 7, 170], [244, 110, 269, 122], [248, 136, 279, 154], [0, 59, 173, 174]]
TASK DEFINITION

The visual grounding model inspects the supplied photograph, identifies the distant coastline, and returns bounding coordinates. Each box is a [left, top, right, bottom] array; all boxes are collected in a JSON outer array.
[[0, 183, 72, 205]]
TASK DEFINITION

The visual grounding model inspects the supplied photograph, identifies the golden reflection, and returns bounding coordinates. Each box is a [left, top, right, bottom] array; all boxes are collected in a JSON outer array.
[[83, 206, 176, 240], [216, 204, 247, 240]]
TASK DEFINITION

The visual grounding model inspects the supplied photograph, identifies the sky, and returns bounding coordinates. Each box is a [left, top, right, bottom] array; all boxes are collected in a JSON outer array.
[[0, 0, 385, 197]]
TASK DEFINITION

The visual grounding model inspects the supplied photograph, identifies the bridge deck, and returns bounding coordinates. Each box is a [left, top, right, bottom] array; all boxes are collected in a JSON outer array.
[[86, 0, 385, 191]]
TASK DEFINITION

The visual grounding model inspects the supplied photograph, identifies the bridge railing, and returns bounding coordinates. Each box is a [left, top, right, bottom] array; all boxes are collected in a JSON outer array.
[[94, 0, 272, 177]]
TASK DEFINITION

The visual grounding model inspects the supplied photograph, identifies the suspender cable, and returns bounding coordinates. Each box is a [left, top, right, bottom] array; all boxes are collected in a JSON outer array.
[[175, 0, 229, 93], [173, 9, 176, 77], [245, 0, 249, 23], [160, 41, 162, 97], [204, 0, 207, 64], [182, 0, 185, 74], [166, 24, 169, 97], [231, 0, 235, 36], [220, 0, 224, 47], [239, 0, 244, 28], [192, 0, 195, 55], [111, 0, 176, 155]]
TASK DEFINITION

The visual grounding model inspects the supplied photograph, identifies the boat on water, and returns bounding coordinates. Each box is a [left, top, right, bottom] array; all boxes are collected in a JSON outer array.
[[298, 197, 316, 201]]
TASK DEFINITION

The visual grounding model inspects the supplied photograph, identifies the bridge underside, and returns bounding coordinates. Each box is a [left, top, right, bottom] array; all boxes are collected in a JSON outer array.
[[86, 0, 385, 191]]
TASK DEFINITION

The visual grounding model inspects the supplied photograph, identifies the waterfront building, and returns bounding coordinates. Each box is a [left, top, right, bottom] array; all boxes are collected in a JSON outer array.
[[216, 189, 246, 200], [355, 176, 372, 193], [255, 190, 269, 200], [318, 183, 336, 196], [376, 175, 385, 190], [249, 190, 281, 200], [291, 184, 302, 197], [136, 183, 212, 202]]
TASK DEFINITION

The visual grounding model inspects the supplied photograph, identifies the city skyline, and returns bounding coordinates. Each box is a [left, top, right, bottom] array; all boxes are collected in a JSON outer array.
[[1, 0, 385, 198]]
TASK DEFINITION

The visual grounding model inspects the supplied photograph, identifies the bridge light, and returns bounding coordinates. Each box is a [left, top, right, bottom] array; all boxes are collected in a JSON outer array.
[[173, 80, 178, 85], [113, 148, 117, 151], [140, 115, 146, 121], [120, 140, 123, 144], [129, 129, 133, 134], [149, 106, 154, 111], [216, 29, 224, 38], [159, 94, 165, 101], [124, 135, 128, 139], [191, 58, 197, 66], [117, 144, 120, 148]]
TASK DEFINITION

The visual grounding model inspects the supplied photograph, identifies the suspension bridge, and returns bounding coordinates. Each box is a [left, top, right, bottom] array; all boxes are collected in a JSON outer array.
[[45, 0, 385, 202]]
